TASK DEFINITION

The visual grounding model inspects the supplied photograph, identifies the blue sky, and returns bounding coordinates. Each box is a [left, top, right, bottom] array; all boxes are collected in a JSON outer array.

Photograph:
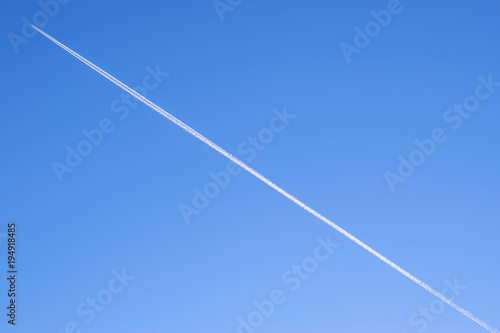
[[1, 1, 499, 332]]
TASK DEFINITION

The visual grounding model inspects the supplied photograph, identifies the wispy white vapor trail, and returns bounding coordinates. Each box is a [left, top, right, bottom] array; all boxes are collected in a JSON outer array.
[[32, 25, 497, 333]]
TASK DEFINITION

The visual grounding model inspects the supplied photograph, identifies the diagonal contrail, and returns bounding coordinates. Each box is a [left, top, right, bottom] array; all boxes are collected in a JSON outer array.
[[32, 25, 497, 333]]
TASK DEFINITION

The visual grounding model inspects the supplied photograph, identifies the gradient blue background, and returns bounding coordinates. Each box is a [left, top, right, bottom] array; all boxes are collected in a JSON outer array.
[[1, 1, 499, 332]]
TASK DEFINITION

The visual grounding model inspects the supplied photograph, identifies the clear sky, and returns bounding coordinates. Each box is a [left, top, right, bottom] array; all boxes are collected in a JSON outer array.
[[1, 1, 499, 332]]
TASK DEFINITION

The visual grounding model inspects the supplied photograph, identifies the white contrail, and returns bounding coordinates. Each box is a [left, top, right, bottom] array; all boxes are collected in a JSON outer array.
[[32, 25, 497, 333]]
